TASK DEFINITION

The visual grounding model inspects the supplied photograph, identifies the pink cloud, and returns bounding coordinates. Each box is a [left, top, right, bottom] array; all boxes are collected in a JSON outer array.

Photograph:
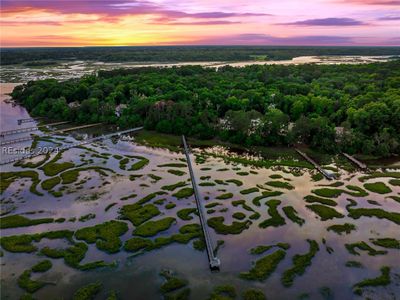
[[335, 0, 400, 5], [183, 33, 356, 45], [0, 0, 269, 22], [378, 15, 400, 20], [159, 20, 241, 25], [279, 18, 368, 26]]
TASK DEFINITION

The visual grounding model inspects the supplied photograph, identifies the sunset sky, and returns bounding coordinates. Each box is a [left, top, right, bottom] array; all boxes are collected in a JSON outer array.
[[1, 0, 399, 47]]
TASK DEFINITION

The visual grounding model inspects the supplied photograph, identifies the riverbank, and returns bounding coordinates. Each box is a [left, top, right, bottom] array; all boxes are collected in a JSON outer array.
[[1, 55, 398, 82], [133, 130, 400, 170]]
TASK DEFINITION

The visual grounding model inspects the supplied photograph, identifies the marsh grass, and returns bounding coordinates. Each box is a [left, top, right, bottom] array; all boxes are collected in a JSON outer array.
[[209, 285, 236, 300], [353, 267, 391, 295], [72, 282, 102, 300], [159, 270, 188, 294], [370, 238, 400, 249], [306, 204, 344, 221], [252, 191, 283, 206], [168, 169, 187, 176], [250, 243, 290, 255], [240, 249, 286, 281], [41, 176, 61, 191], [345, 261, 364, 268], [359, 172, 400, 182], [172, 188, 194, 199], [216, 193, 234, 200], [177, 208, 197, 220], [120, 203, 160, 226], [327, 223, 356, 235], [162, 181, 188, 191], [363, 182, 392, 194], [259, 200, 286, 228], [0, 215, 54, 229], [0, 171, 42, 196], [282, 206, 305, 226], [281, 240, 319, 287], [226, 179, 243, 186], [133, 217, 176, 237], [165, 203, 176, 210], [304, 195, 337, 206], [240, 187, 259, 195], [75, 220, 128, 253], [242, 289, 266, 300], [265, 181, 294, 190], [124, 224, 201, 253], [346, 200, 400, 225], [158, 163, 187, 168], [232, 212, 246, 220], [148, 174, 162, 182], [345, 241, 387, 256], [207, 216, 250, 234]]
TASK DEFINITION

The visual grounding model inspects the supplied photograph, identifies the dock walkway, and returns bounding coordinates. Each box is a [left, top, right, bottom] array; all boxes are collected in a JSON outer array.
[[17, 117, 42, 125], [0, 126, 143, 165], [0, 121, 70, 137], [0, 123, 102, 146], [342, 153, 367, 169], [182, 135, 220, 271], [295, 148, 336, 180]]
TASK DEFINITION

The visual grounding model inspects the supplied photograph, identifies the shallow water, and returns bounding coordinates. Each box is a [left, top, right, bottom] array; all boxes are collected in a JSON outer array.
[[0, 83, 33, 131], [0, 84, 400, 300]]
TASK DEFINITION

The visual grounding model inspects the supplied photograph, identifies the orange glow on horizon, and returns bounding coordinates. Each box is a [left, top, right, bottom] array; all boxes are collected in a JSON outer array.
[[1, 0, 399, 47]]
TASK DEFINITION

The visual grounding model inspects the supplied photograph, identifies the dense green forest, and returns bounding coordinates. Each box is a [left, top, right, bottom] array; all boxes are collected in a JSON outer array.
[[11, 61, 400, 157], [2, 46, 400, 65]]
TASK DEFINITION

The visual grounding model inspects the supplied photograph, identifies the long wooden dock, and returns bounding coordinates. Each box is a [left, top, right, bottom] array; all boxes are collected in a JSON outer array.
[[0, 127, 143, 165], [55, 123, 103, 133], [295, 148, 336, 180], [182, 135, 221, 271], [17, 117, 42, 125], [0, 123, 102, 146], [0, 136, 33, 146], [342, 153, 367, 169], [0, 121, 70, 137]]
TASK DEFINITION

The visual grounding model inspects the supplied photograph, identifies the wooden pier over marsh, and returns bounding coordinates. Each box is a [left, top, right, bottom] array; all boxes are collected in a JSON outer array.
[[342, 153, 367, 169], [0, 123, 102, 146], [0, 127, 143, 165], [182, 135, 221, 271], [0, 121, 70, 137], [295, 148, 336, 180]]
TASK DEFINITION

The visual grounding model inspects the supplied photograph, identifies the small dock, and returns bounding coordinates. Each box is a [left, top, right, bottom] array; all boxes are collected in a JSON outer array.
[[0, 136, 33, 146], [182, 135, 221, 271], [0, 121, 70, 137], [17, 117, 42, 125], [54, 123, 103, 133], [295, 148, 336, 180], [0, 123, 102, 146], [0, 126, 143, 165], [342, 153, 367, 169]]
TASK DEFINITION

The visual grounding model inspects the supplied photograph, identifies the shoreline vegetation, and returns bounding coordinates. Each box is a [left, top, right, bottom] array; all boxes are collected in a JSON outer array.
[[10, 60, 400, 163], [133, 130, 398, 169], [3, 46, 400, 65]]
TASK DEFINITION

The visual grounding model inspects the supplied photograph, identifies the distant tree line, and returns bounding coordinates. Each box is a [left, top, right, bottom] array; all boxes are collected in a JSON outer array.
[[2, 46, 399, 65], [11, 61, 400, 157]]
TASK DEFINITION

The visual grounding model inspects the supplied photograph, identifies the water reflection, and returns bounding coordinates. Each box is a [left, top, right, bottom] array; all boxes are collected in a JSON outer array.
[[1, 83, 399, 300]]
